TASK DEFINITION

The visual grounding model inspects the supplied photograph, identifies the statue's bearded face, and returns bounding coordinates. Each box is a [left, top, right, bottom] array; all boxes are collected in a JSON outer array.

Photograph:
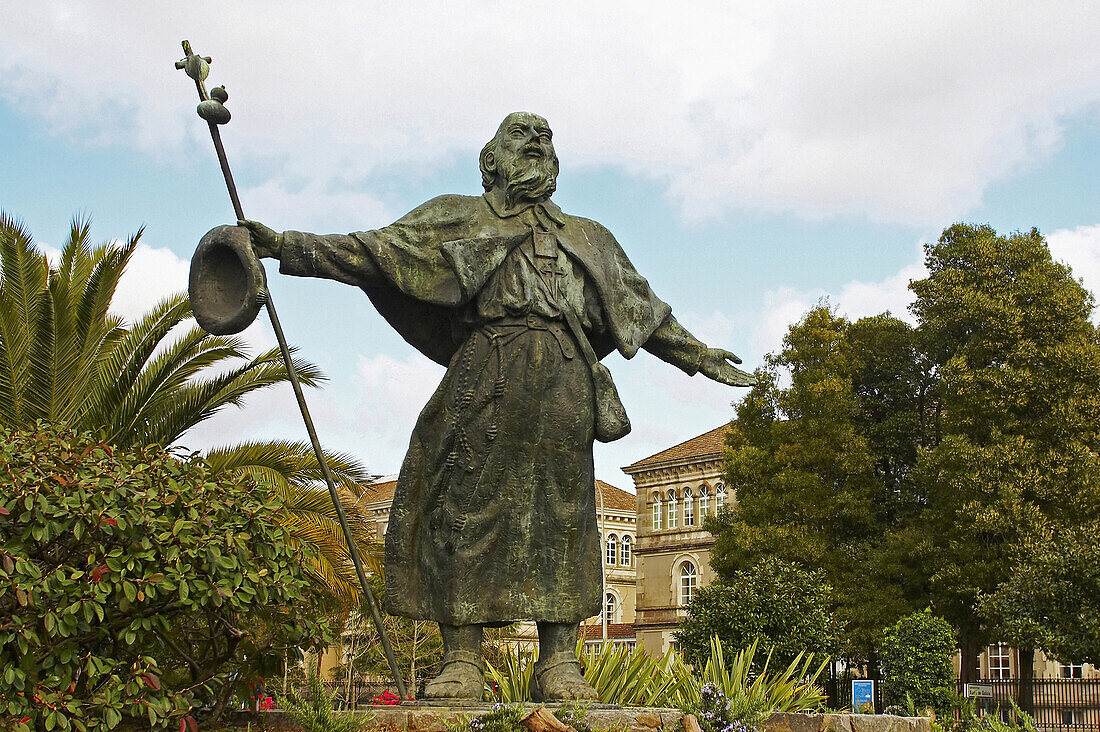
[[480, 112, 559, 207]]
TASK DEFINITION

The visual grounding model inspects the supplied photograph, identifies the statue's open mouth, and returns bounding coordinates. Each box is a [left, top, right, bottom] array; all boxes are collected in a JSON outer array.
[[522, 146, 544, 158]]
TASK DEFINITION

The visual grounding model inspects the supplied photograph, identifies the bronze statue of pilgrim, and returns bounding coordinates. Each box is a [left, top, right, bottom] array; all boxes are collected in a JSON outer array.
[[242, 112, 755, 701]]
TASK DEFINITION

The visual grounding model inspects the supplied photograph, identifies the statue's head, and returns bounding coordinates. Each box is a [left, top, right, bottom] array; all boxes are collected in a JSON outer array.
[[479, 112, 559, 207]]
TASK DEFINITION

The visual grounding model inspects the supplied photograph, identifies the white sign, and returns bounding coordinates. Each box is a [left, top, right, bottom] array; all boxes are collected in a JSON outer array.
[[965, 683, 994, 699]]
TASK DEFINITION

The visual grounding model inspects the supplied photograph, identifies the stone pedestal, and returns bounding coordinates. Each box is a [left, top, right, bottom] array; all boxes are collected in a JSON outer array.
[[260, 705, 932, 732]]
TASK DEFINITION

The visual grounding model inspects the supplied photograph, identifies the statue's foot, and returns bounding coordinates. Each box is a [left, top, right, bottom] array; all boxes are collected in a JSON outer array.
[[423, 651, 484, 701], [530, 656, 599, 702]]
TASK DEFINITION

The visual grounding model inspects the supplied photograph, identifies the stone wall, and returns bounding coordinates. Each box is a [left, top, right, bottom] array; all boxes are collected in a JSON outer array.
[[260, 706, 931, 732]]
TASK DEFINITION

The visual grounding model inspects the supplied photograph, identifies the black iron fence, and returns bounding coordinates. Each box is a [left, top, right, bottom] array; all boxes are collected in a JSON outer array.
[[954, 679, 1100, 731], [820, 677, 1100, 731], [276, 678, 427, 709]]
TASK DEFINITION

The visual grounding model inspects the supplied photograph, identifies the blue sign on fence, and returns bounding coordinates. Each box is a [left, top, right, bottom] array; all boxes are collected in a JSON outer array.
[[852, 680, 875, 713]]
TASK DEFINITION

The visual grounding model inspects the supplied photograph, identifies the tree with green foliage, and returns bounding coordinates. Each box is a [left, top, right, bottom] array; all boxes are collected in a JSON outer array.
[[878, 610, 956, 716], [0, 213, 380, 604], [911, 224, 1100, 680], [0, 423, 336, 729], [675, 558, 839, 670], [709, 306, 928, 659], [711, 223, 1100, 679], [978, 524, 1100, 667]]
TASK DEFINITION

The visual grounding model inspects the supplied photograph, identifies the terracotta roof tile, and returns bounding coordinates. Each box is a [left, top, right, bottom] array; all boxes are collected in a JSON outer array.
[[583, 623, 636, 639], [359, 478, 397, 506], [596, 480, 637, 511], [622, 423, 731, 472]]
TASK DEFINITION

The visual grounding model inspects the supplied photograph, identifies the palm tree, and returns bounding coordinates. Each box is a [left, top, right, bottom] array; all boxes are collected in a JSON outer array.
[[0, 213, 380, 604]]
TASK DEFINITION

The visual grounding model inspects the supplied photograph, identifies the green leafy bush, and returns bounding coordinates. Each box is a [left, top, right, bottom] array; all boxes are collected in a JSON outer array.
[[675, 558, 840, 672], [879, 610, 955, 716], [0, 424, 333, 730]]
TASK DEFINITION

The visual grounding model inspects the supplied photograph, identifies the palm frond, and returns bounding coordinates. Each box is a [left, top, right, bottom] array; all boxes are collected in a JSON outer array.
[[145, 348, 324, 446], [87, 293, 191, 427], [0, 213, 49, 425]]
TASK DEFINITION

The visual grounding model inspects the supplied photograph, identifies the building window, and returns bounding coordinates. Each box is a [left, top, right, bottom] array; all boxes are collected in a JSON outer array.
[[605, 534, 617, 565], [683, 488, 695, 526], [988, 644, 1010, 679], [604, 593, 617, 623], [716, 484, 727, 511], [667, 490, 678, 529], [652, 493, 662, 531], [1061, 663, 1084, 679], [620, 534, 632, 565], [680, 561, 697, 606], [698, 486, 709, 516]]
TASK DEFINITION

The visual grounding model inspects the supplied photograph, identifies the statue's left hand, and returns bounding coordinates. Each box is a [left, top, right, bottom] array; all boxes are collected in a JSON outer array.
[[700, 348, 757, 387]]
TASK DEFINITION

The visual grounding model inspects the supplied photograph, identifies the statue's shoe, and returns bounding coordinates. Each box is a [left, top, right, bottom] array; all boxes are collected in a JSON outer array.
[[423, 651, 484, 701], [530, 657, 599, 702]]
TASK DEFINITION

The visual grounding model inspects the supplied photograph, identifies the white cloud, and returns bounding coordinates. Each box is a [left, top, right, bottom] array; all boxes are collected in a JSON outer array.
[[110, 243, 190, 324], [3, 2, 1099, 225], [753, 244, 926, 356], [1046, 224, 1100, 320]]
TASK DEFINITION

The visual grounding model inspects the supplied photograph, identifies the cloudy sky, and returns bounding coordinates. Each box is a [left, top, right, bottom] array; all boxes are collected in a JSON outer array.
[[3, 2, 1100, 487]]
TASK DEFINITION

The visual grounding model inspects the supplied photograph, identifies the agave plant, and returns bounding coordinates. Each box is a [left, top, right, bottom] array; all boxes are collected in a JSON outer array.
[[486, 636, 827, 715], [0, 213, 380, 604], [679, 637, 829, 718], [485, 646, 536, 702], [577, 639, 696, 707]]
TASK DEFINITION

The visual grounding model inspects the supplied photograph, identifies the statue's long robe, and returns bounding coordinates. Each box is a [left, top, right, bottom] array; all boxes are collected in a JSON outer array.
[[278, 191, 707, 624]]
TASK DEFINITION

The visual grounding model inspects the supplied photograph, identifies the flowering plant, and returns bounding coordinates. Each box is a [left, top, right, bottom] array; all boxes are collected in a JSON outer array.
[[457, 703, 526, 732], [371, 690, 404, 706], [695, 683, 760, 732]]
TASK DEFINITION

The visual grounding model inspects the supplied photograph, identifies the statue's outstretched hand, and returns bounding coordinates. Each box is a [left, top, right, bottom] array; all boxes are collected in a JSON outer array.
[[700, 348, 757, 387], [237, 219, 282, 259]]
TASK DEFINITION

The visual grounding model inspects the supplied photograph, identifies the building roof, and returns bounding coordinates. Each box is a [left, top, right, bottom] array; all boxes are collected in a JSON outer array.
[[622, 423, 731, 473], [358, 477, 397, 506], [596, 480, 636, 511], [359, 477, 636, 511], [582, 622, 636, 640]]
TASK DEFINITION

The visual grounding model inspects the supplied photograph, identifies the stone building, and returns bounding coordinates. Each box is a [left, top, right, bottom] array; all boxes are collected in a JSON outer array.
[[621, 424, 732, 657]]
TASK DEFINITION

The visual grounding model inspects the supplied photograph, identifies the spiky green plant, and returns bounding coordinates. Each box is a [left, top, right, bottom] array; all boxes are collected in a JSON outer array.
[[0, 213, 380, 604], [279, 661, 372, 732], [680, 637, 828, 718], [577, 639, 696, 707], [485, 647, 535, 702], [485, 636, 827, 715]]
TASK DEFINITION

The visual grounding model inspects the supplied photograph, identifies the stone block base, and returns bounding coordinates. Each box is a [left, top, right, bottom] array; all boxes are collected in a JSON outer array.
[[260, 705, 930, 732]]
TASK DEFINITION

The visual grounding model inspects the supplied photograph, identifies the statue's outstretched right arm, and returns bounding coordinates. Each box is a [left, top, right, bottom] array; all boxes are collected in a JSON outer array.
[[239, 219, 384, 289]]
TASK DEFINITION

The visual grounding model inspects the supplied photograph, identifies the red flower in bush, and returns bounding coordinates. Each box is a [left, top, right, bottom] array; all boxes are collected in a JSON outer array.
[[371, 690, 402, 705]]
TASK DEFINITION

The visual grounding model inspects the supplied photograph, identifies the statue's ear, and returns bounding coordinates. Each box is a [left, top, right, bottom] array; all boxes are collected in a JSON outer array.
[[479, 144, 496, 184]]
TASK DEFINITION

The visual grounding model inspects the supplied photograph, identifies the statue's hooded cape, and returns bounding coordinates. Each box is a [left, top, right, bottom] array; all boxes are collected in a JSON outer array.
[[347, 194, 672, 366]]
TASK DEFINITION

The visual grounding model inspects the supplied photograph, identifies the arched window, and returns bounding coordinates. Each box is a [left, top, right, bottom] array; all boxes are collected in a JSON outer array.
[[620, 534, 632, 565], [698, 485, 710, 516], [667, 489, 678, 529], [604, 593, 618, 623], [716, 483, 727, 512], [605, 534, 617, 565], [651, 493, 662, 531], [680, 561, 698, 606], [683, 487, 695, 526]]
